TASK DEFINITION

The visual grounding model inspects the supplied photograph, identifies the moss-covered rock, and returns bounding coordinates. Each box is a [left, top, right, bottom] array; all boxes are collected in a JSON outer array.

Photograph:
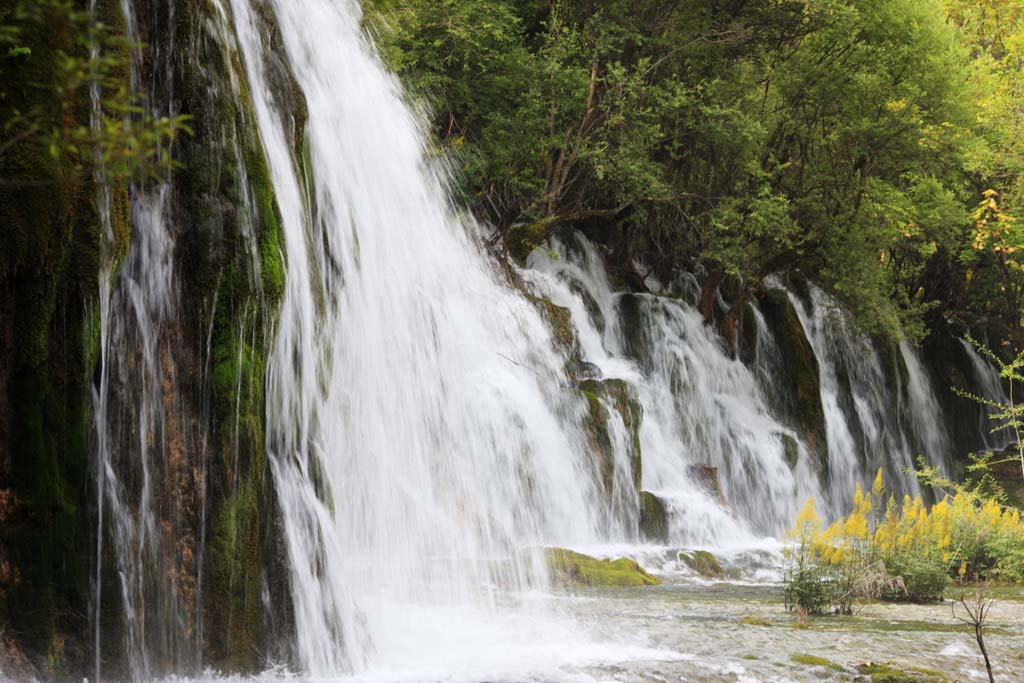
[[639, 491, 669, 542], [791, 654, 845, 671], [577, 378, 643, 502], [678, 550, 724, 578], [857, 662, 947, 683], [171, 0, 297, 670], [545, 548, 660, 587]]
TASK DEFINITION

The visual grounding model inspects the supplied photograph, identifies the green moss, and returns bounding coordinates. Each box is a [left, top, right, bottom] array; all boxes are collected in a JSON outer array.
[[791, 654, 845, 671], [856, 662, 947, 683], [546, 548, 660, 587], [679, 550, 723, 578], [738, 615, 772, 627], [209, 475, 264, 671]]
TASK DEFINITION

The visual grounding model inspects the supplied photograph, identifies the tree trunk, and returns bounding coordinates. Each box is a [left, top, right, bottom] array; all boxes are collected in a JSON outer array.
[[699, 270, 725, 324], [975, 624, 995, 683]]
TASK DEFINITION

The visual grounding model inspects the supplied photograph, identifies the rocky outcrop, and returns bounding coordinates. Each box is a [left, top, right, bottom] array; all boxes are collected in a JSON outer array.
[[545, 548, 660, 587], [755, 288, 827, 462], [678, 550, 724, 578], [638, 491, 669, 542], [577, 378, 643, 501]]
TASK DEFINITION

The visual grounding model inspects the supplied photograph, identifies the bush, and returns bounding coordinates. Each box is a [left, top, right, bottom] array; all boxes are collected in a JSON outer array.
[[783, 470, 1024, 615]]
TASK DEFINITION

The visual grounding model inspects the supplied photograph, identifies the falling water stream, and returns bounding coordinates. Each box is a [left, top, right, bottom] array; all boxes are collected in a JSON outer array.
[[228, 0, 623, 677], [79, 0, 1019, 681]]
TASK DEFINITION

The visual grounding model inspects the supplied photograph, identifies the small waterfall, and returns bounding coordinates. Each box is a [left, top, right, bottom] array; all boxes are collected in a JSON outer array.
[[228, 0, 606, 675], [786, 284, 959, 508], [90, 2, 209, 679], [899, 339, 953, 476], [525, 236, 819, 541], [959, 338, 1013, 451]]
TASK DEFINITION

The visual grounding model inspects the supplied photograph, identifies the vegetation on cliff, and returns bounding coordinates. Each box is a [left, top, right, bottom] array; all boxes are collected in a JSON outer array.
[[365, 0, 1024, 349]]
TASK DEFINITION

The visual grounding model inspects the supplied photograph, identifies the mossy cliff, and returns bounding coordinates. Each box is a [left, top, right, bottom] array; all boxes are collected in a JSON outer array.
[[754, 287, 827, 462], [0, 2, 123, 672], [169, 0, 297, 673], [0, 0, 299, 676]]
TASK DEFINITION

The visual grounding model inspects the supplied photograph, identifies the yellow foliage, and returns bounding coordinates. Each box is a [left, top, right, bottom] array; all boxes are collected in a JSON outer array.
[[787, 472, 1024, 581]]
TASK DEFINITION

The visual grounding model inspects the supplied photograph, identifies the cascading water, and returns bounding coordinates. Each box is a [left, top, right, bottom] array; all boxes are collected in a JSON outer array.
[[899, 339, 953, 477], [786, 284, 955, 509], [959, 338, 1014, 451], [78, 1, 1016, 679], [525, 236, 819, 541], [227, 0, 616, 676], [90, 2, 209, 679]]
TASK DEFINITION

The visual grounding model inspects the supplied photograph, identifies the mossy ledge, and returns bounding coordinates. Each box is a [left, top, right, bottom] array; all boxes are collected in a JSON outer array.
[[857, 662, 948, 683], [545, 548, 660, 587], [790, 654, 845, 672]]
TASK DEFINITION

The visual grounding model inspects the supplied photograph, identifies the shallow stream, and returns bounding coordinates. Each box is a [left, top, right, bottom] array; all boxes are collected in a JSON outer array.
[[165, 546, 1023, 683]]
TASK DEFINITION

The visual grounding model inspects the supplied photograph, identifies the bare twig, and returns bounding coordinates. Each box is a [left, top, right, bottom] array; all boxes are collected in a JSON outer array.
[[953, 582, 996, 683]]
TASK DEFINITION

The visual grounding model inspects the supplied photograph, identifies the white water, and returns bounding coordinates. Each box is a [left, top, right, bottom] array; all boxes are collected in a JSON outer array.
[[787, 285, 954, 509], [899, 339, 953, 476], [959, 338, 1013, 451], [525, 237, 818, 540], [227, 0, 613, 676]]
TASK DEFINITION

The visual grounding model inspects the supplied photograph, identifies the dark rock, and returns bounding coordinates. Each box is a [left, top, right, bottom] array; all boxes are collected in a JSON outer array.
[[687, 464, 726, 505], [755, 288, 826, 462], [639, 491, 669, 542]]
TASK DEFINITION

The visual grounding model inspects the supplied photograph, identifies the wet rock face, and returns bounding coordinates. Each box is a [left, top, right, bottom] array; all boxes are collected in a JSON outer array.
[[754, 288, 827, 461], [638, 491, 669, 542], [577, 378, 644, 515], [687, 464, 726, 506]]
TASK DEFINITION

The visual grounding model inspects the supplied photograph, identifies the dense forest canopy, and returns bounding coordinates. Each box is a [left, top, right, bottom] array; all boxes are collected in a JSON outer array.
[[365, 0, 1024, 350]]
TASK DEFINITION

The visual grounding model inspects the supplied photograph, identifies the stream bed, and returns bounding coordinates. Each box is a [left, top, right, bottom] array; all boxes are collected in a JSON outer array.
[[166, 548, 1023, 683]]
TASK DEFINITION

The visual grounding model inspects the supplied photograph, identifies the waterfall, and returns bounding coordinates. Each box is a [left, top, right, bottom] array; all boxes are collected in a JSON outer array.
[[899, 339, 953, 476], [227, 0, 608, 675], [77, 1, 1013, 678], [959, 339, 1013, 451], [90, 2, 208, 679], [786, 284, 957, 508], [525, 236, 818, 540]]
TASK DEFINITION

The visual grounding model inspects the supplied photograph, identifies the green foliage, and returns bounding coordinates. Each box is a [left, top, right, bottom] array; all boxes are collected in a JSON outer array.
[[785, 468, 1024, 620], [0, 0, 189, 185], [364, 0, 1005, 343]]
